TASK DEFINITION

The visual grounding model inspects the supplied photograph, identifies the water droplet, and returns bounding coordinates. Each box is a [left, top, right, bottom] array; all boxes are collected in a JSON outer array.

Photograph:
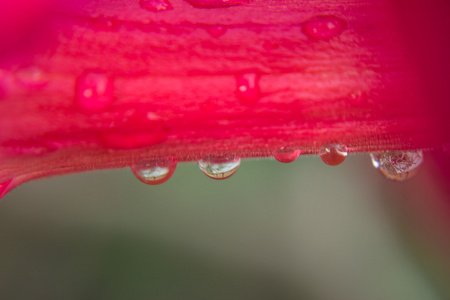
[[185, 0, 246, 8], [0, 179, 13, 199], [370, 150, 423, 181], [198, 156, 240, 180], [76, 72, 114, 112], [273, 147, 300, 163], [140, 0, 173, 11], [15, 66, 48, 88], [131, 158, 177, 185], [319, 144, 348, 166], [302, 16, 346, 40], [236, 72, 261, 104], [207, 25, 227, 38]]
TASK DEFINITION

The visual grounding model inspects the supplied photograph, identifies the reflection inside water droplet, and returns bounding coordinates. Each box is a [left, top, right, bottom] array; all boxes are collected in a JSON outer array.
[[370, 150, 423, 181], [198, 156, 240, 180], [319, 144, 348, 166], [273, 147, 300, 163], [131, 158, 177, 185]]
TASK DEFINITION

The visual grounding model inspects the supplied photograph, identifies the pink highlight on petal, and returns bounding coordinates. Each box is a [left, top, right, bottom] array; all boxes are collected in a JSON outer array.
[[15, 66, 48, 89], [100, 120, 169, 150], [0, 179, 13, 199]]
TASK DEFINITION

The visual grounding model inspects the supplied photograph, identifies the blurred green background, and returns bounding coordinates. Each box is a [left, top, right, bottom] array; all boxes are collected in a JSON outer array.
[[0, 155, 446, 300]]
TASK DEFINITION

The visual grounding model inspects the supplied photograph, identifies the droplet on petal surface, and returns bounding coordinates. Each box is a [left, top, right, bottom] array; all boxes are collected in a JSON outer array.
[[370, 150, 424, 181], [236, 72, 261, 105], [184, 0, 246, 8], [273, 147, 300, 163], [302, 16, 346, 40], [198, 156, 241, 180], [319, 144, 348, 166], [207, 25, 227, 38], [139, 0, 173, 11], [76, 72, 114, 112], [131, 158, 177, 185]]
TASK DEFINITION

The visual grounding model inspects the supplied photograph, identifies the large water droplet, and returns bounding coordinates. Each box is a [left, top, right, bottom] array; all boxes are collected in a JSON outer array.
[[15, 66, 48, 88], [370, 150, 424, 181], [185, 0, 246, 8], [236, 72, 261, 104], [76, 72, 114, 112], [273, 147, 300, 163], [140, 0, 173, 11], [319, 144, 348, 166], [207, 25, 227, 38], [131, 158, 177, 185], [0, 179, 13, 199], [302, 16, 346, 40], [198, 156, 240, 180]]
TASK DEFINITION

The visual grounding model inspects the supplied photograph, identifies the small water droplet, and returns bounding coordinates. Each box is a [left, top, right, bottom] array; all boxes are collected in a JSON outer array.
[[302, 16, 346, 40], [273, 147, 300, 163], [236, 72, 261, 104], [131, 158, 177, 185], [319, 144, 348, 166], [140, 0, 173, 11], [198, 156, 240, 180], [185, 0, 246, 8], [0, 179, 13, 199], [15, 66, 48, 88], [76, 72, 114, 112], [207, 25, 227, 38], [370, 150, 423, 181]]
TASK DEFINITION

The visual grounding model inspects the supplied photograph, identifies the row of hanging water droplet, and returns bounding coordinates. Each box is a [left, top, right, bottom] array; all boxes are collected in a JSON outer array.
[[132, 146, 425, 185]]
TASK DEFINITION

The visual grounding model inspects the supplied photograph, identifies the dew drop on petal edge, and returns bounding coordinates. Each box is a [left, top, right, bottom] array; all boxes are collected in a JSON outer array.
[[236, 72, 261, 104], [131, 158, 177, 185], [184, 0, 246, 8], [370, 150, 424, 181], [273, 147, 300, 163], [207, 25, 227, 38], [139, 0, 173, 11], [302, 16, 346, 40], [319, 144, 348, 166], [76, 72, 114, 112], [198, 156, 241, 180]]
